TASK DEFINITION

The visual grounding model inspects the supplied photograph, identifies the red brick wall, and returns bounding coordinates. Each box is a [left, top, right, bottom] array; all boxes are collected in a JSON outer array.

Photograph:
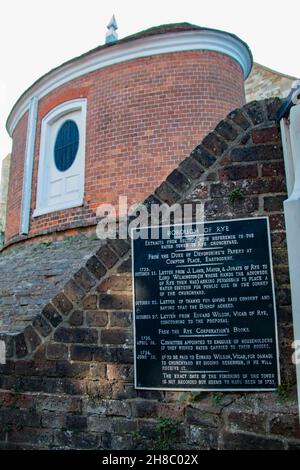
[[5, 50, 245, 244], [1, 99, 300, 450]]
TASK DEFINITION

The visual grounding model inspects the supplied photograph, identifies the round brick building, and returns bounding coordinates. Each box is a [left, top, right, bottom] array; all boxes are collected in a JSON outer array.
[[5, 23, 252, 246]]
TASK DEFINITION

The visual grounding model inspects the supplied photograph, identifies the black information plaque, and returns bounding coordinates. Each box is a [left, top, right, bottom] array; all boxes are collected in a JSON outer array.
[[132, 217, 280, 391]]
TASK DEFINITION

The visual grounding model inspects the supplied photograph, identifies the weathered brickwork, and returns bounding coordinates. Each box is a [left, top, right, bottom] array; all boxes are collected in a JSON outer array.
[[0, 233, 101, 333], [5, 46, 245, 245], [0, 98, 299, 450]]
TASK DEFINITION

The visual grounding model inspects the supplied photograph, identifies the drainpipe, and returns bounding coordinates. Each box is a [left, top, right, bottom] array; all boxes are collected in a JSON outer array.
[[276, 83, 300, 420], [20, 96, 38, 235]]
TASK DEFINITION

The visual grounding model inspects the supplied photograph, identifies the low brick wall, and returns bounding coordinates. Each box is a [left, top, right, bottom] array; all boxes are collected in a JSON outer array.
[[0, 98, 299, 450]]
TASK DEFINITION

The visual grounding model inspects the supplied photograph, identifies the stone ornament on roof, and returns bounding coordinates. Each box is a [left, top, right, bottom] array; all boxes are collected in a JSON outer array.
[[105, 15, 118, 44]]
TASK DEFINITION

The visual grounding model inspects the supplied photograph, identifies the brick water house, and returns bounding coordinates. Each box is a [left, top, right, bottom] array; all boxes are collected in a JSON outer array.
[[0, 23, 299, 449]]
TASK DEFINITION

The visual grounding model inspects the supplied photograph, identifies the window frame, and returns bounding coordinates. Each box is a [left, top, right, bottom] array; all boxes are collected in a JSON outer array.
[[33, 98, 87, 218]]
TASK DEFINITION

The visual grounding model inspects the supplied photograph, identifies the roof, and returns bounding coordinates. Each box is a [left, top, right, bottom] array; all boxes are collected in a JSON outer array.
[[6, 22, 253, 133], [250, 62, 298, 81]]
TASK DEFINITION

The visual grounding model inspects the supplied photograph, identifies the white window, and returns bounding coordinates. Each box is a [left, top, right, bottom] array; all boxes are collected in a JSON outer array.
[[33, 98, 87, 217]]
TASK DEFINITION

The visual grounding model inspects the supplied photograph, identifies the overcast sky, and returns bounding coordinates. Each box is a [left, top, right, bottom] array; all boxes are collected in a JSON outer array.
[[1, 0, 299, 160]]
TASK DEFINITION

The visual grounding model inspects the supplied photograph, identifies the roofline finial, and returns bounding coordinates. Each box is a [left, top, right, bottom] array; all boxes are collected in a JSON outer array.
[[106, 15, 118, 44]]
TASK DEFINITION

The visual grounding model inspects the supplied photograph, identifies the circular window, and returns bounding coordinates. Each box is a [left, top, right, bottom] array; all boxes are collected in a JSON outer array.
[[54, 120, 79, 172]]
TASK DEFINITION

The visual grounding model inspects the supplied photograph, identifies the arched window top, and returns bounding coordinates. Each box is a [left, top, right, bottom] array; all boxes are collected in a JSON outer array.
[[34, 98, 86, 217]]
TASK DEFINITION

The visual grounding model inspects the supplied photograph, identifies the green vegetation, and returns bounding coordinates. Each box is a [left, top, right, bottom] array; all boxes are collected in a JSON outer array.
[[12, 381, 24, 393], [154, 417, 178, 450], [276, 380, 292, 401], [179, 391, 205, 402], [37, 240, 52, 247], [212, 392, 224, 406], [228, 187, 245, 202]]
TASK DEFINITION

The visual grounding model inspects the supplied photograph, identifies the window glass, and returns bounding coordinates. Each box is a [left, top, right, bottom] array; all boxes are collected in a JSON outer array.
[[54, 119, 79, 172]]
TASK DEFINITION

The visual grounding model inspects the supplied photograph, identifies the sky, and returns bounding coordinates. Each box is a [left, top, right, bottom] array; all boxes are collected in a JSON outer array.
[[1, 0, 299, 161]]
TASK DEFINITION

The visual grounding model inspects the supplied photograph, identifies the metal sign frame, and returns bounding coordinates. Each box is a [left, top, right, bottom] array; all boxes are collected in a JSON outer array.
[[131, 216, 280, 392]]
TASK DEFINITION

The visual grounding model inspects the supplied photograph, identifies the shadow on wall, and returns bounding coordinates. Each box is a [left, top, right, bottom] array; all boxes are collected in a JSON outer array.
[[0, 154, 11, 248]]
